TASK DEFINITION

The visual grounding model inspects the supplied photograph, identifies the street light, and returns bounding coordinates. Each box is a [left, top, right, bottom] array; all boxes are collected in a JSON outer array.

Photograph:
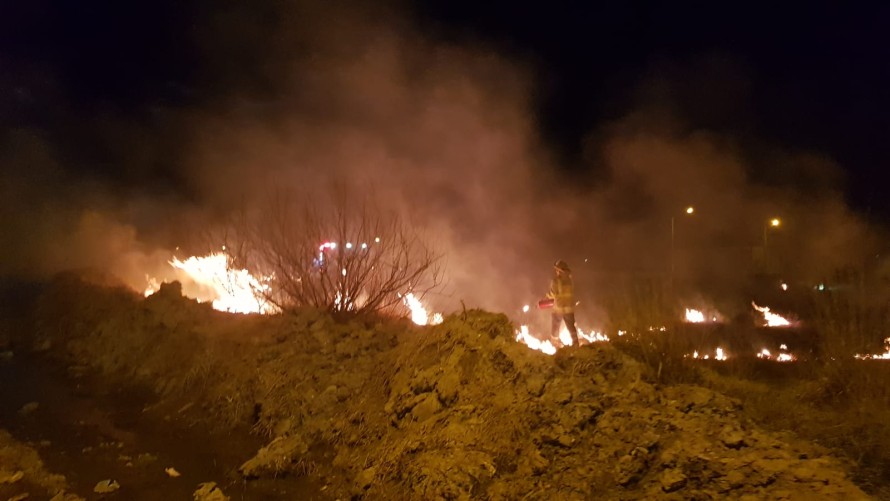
[[670, 206, 695, 289], [763, 217, 782, 273], [764, 217, 781, 246]]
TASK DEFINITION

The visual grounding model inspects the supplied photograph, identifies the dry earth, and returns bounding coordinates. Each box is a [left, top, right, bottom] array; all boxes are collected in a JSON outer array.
[[2, 274, 874, 499]]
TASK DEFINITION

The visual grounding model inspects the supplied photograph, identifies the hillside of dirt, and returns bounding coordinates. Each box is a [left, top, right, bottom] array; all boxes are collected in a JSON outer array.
[[3, 274, 873, 499]]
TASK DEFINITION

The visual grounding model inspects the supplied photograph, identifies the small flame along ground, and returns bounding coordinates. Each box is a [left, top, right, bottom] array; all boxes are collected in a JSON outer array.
[[144, 253, 890, 361], [514, 324, 609, 356], [685, 308, 706, 323], [757, 344, 796, 362], [683, 308, 721, 323], [752, 301, 792, 327], [400, 293, 443, 326], [855, 338, 890, 360], [686, 348, 728, 361]]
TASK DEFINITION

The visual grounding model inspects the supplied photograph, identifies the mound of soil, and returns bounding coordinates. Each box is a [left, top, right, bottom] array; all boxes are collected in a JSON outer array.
[[18, 275, 872, 499]]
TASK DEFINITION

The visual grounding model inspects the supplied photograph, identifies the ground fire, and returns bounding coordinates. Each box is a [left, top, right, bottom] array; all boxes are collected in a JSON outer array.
[[752, 301, 793, 327]]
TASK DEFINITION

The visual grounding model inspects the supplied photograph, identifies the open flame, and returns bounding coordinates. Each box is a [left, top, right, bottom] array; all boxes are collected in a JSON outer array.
[[145, 252, 275, 314], [855, 338, 890, 360], [146, 250, 442, 323], [515, 325, 558, 355], [756, 344, 796, 362], [685, 308, 706, 323], [515, 323, 608, 355], [402, 293, 443, 326], [752, 302, 792, 327], [686, 347, 728, 361]]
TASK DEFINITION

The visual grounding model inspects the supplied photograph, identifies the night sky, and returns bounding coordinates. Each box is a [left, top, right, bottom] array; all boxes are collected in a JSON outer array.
[[416, 2, 890, 219], [2, 1, 889, 216]]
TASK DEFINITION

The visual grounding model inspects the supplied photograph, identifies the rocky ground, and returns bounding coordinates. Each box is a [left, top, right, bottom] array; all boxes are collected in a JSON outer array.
[[0, 273, 874, 499]]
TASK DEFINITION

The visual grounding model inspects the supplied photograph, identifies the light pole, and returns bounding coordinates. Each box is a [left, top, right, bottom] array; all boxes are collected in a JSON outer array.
[[670, 206, 695, 290], [763, 217, 781, 273]]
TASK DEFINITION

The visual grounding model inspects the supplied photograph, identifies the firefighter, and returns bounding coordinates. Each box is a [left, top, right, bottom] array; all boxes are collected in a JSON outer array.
[[548, 260, 580, 346]]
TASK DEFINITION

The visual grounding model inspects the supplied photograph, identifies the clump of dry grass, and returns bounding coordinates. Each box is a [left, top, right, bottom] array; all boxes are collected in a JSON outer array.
[[602, 278, 702, 384]]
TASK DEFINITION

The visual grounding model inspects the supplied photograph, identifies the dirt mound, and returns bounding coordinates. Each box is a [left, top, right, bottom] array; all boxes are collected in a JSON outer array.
[[24, 275, 872, 499]]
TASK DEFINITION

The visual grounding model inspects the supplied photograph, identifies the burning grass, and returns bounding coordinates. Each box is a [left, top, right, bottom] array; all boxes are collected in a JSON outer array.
[[594, 275, 890, 497]]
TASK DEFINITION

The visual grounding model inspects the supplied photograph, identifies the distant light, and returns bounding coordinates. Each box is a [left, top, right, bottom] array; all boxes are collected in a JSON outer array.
[[780, 282, 788, 291], [346, 242, 353, 249], [522, 305, 530, 313], [374, 237, 381, 243], [770, 218, 781, 227], [342, 268, 347, 276], [686, 206, 695, 214], [818, 283, 825, 291], [361, 243, 368, 249]]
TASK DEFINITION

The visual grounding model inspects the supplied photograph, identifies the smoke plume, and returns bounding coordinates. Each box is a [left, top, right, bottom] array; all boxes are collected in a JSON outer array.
[[0, 0, 879, 327]]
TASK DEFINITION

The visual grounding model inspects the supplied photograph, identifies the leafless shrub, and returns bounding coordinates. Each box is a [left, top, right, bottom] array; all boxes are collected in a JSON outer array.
[[223, 184, 444, 317]]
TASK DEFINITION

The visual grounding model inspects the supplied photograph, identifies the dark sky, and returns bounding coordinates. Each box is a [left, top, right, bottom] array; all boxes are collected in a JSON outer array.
[[417, 2, 890, 217], [2, 1, 889, 218]]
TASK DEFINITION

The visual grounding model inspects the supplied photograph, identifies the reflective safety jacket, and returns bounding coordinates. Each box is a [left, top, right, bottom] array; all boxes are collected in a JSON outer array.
[[548, 274, 575, 314]]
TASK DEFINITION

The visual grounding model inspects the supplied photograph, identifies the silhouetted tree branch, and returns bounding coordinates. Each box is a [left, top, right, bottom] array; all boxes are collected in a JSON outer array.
[[224, 185, 443, 317]]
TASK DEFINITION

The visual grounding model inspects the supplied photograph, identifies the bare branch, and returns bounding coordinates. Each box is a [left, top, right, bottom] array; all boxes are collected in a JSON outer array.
[[223, 184, 444, 318]]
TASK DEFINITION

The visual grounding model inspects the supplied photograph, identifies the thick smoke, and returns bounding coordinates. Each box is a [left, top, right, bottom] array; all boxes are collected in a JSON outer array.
[[0, 1, 879, 326]]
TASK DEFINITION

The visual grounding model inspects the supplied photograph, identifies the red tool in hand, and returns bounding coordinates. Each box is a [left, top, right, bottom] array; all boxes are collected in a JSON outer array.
[[537, 298, 555, 309]]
